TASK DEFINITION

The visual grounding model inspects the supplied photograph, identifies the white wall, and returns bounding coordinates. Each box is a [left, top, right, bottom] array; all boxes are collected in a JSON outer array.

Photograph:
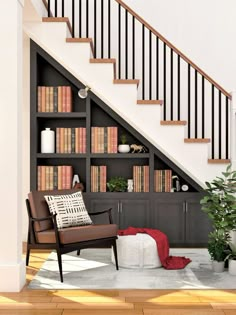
[[123, 0, 236, 93]]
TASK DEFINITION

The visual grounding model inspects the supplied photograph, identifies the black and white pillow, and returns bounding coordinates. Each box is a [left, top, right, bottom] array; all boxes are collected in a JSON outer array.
[[44, 191, 93, 229]]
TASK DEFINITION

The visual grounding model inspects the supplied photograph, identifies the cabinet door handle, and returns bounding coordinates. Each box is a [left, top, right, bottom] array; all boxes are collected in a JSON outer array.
[[186, 203, 188, 213], [120, 202, 123, 213], [183, 202, 186, 213], [117, 202, 120, 213]]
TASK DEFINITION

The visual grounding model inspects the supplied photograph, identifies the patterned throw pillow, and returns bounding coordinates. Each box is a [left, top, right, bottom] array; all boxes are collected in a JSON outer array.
[[44, 191, 93, 229]]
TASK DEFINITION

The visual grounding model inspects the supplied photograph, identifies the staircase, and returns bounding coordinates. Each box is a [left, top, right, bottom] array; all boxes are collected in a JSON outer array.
[[23, 0, 233, 187]]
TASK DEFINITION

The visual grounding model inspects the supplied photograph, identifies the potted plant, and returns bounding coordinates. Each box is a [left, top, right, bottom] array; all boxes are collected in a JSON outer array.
[[107, 176, 128, 192], [207, 229, 229, 272], [224, 243, 236, 275], [200, 164, 236, 245], [118, 134, 130, 153]]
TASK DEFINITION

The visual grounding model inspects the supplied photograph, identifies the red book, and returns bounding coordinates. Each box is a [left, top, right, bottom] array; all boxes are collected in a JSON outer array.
[[41, 86, 46, 112], [58, 86, 62, 112], [62, 86, 66, 112], [66, 86, 72, 112]]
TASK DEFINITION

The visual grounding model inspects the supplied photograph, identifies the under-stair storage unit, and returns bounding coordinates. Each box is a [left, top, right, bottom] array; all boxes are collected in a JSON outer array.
[[30, 40, 211, 246]]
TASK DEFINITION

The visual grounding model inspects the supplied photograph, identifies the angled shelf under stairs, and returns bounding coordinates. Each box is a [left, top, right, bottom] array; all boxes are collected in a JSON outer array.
[[30, 40, 211, 247]]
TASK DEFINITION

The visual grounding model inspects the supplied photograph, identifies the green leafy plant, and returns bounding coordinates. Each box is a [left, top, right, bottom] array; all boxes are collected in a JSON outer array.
[[224, 243, 236, 261], [208, 229, 229, 262], [200, 164, 236, 232], [107, 176, 128, 192], [120, 133, 128, 145]]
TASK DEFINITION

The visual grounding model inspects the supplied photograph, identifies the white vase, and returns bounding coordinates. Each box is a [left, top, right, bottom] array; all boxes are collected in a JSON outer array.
[[228, 259, 236, 276], [41, 128, 55, 153], [230, 230, 236, 247], [212, 260, 224, 273], [118, 144, 130, 153]]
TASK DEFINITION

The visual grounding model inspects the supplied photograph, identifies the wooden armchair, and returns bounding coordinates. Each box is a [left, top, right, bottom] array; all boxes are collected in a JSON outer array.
[[26, 189, 118, 282]]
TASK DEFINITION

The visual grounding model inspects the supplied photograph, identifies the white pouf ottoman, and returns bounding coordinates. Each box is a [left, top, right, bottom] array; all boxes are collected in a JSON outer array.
[[111, 233, 162, 268]]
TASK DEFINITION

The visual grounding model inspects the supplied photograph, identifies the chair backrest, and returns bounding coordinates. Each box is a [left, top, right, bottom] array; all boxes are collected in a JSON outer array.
[[28, 189, 78, 232]]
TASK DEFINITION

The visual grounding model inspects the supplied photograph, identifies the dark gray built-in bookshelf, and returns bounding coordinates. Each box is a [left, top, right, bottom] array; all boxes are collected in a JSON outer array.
[[30, 40, 211, 246]]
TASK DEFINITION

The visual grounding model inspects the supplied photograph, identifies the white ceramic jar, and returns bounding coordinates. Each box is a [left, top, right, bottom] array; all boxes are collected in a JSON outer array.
[[41, 128, 55, 153]]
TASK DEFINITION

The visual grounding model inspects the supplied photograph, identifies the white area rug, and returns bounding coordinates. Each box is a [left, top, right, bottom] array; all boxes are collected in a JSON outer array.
[[28, 248, 236, 289]]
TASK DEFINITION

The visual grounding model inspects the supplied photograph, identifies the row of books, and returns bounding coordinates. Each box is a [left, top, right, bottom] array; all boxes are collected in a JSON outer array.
[[133, 165, 149, 192], [37, 165, 73, 191], [56, 128, 86, 153], [91, 127, 118, 153], [37, 86, 72, 112], [91, 165, 107, 192], [154, 169, 172, 192]]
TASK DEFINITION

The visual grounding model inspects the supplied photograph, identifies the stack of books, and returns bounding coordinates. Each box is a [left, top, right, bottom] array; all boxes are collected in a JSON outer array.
[[133, 165, 149, 192], [154, 169, 172, 192], [37, 165, 73, 191], [56, 127, 86, 153], [37, 86, 72, 112], [91, 165, 107, 192], [91, 127, 118, 153]]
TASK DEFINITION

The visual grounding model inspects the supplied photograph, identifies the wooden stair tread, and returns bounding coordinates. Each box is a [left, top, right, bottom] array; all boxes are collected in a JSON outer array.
[[66, 38, 94, 57], [160, 120, 187, 126], [137, 100, 163, 105], [208, 159, 230, 164], [113, 79, 139, 87], [42, 17, 72, 37], [184, 138, 210, 143], [90, 58, 116, 64]]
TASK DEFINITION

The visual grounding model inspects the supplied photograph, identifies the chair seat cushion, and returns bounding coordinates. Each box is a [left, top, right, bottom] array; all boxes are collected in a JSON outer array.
[[36, 224, 118, 244]]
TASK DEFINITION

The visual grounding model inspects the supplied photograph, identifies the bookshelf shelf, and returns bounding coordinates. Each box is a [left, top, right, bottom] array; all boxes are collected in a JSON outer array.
[[30, 40, 211, 246]]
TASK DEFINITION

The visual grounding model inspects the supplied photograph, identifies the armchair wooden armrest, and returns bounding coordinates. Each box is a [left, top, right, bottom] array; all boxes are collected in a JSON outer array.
[[89, 208, 113, 224]]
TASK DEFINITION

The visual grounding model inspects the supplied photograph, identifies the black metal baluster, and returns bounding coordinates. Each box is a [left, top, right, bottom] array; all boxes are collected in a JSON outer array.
[[142, 25, 145, 100], [101, 0, 104, 58], [118, 3, 121, 79], [163, 43, 166, 120], [132, 16, 135, 79], [72, 0, 75, 38], [226, 96, 229, 159], [62, 0, 64, 17], [219, 91, 222, 159], [177, 55, 180, 120], [149, 30, 152, 100], [125, 9, 128, 79], [86, 0, 89, 38], [48, 0, 50, 17], [55, 0, 57, 17], [94, 0, 97, 58], [211, 85, 215, 159], [156, 37, 159, 100], [195, 70, 198, 138], [170, 48, 173, 120], [188, 64, 191, 138], [202, 76, 205, 138], [108, 0, 111, 58], [79, 0, 82, 38]]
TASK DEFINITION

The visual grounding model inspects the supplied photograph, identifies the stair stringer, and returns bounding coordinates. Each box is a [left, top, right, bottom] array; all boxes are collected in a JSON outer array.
[[23, 18, 228, 188]]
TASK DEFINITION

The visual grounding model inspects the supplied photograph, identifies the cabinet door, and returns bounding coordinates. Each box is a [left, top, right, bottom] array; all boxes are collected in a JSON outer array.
[[185, 198, 212, 246], [152, 198, 185, 245], [119, 199, 150, 229], [89, 199, 119, 225]]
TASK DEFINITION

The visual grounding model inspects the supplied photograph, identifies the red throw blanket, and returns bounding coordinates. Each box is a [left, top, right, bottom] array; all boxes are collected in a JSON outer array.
[[118, 227, 191, 270]]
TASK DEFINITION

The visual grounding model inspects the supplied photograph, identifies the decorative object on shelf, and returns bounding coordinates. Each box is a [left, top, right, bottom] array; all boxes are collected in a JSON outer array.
[[41, 128, 55, 153], [127, 179, 134, 192], [78, 86, 91, 99], [72, 174, 85, 191], [172, 175, 180, 192], [181, 184, 189, 192], [224, 243, 236, 275], [118, 133, 130, 153], [107, 176, 128, 192], [130, 144, 147, 153]]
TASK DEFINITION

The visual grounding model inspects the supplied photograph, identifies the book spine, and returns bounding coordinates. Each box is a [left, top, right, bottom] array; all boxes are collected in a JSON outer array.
[[53, 166, 58, 190], [71, 128, 75, 153], [37, 86, 42, 112], [41, 86, 46, 112], [58, 86, 62, 112], [49, 86, 54, 112], [41, 166, 46, 191], [66, 86, 72, 112], [37, 166, 41, 191], [67, 128, 71, 153], [62, 86, 66, 112], [53, 86, 58, 112]]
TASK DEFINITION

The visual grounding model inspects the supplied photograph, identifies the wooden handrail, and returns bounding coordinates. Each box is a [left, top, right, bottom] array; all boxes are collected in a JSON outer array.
[[115, 0, 231, 99]]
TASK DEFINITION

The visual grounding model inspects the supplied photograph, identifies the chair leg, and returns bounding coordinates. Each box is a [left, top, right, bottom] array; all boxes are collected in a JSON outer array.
[[56, 250, 63, 282], [26, 247, 30, 266], [77, 250, 80, 256], [112, 240, 119, 270]]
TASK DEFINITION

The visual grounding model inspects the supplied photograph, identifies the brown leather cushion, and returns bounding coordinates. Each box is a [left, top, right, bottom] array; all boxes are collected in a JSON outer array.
[[28, 189, 79, 232], [36, 224, 118, 244]]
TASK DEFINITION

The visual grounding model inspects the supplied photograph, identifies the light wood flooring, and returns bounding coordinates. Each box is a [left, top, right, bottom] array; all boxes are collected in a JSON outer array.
[[0, 247, 236, 315]]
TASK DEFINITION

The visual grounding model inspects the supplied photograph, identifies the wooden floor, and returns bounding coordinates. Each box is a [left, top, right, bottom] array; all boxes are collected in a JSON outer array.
[[1, 248, 236, 315]]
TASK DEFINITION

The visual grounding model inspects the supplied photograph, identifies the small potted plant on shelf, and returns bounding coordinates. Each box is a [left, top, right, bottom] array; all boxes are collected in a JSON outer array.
[[224, 243, 236, 275], [208, 229, 229, 272], [107, 176, 128, 192], [118, 134, 130, 153]]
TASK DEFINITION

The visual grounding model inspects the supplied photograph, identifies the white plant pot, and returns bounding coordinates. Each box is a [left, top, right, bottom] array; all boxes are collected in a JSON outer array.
[[118, 144, 130, 153], [230, 230, 236, 247], [212, 260, 224, 273], [228, 259, 236, 276]]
